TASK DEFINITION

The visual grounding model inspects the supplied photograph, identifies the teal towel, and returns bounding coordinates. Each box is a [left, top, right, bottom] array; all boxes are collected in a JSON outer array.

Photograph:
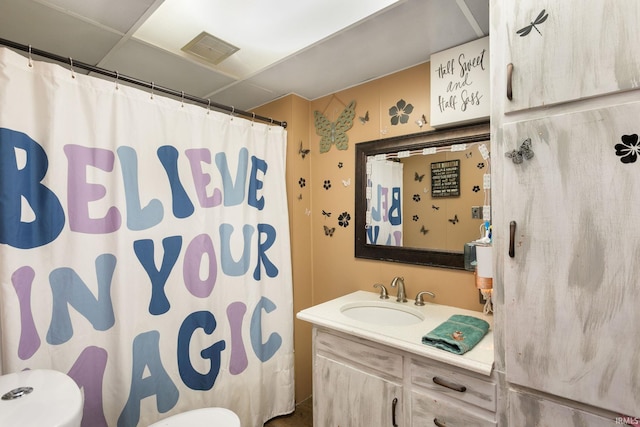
[[422, 314, 490, 355]]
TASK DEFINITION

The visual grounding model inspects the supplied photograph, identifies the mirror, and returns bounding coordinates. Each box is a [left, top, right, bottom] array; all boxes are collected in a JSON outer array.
[[355, 123, 490, 269]]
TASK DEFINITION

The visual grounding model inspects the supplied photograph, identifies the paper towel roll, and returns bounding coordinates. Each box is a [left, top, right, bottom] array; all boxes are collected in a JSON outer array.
[[475, 245, 493, 290], [476, 245, 493, 278]]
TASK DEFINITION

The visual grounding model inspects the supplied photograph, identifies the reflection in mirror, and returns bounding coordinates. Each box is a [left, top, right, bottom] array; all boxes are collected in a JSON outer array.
[[355, 123, 490, 269]]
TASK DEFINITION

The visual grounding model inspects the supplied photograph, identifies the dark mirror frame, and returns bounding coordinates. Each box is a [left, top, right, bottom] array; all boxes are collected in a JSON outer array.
[[354, 122, 490, 269]]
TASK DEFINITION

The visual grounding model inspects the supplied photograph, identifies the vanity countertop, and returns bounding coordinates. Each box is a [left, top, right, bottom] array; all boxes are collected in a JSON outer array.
[[296, 290, 494, 376]]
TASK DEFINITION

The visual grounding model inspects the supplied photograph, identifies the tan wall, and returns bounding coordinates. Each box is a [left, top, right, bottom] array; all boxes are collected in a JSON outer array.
[[401, 148, 488, 250], [253, 61, 485, 404]]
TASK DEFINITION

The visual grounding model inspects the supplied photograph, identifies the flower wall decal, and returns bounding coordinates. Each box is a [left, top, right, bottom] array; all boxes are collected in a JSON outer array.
[[338, 212, 351, 227], [615, 134, 640, 164], [389, 99, 414, 125]]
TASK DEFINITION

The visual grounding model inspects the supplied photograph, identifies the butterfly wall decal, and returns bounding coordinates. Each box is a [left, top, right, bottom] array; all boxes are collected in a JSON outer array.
[[322, 210, 332, 218], [358, 110, 369, 125], [505, 138, 534, 164], [432, 205, 440, 211], [342, 178, 351, 187], [420, 225, 429, 235], [448, 214, 459, 225], [314, 100, 356, 153], [415, 172, 425, 182], [298, 141, 310, 159], [323, 225, 335, 237]]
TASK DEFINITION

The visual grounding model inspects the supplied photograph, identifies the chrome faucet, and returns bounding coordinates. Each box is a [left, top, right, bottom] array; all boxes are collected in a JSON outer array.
[[390, 276, 407, 302], [373, 283, 389, 299], [414, 291, 436, 306]]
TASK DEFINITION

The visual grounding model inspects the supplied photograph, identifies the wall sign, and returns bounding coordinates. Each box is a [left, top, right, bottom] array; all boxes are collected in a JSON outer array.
[[430, 36, 489, 128], [431, 160, 460, 198]]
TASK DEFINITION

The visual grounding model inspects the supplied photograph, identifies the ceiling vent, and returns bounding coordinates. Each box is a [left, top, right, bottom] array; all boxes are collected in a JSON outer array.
[[182, 31, 239, 65]]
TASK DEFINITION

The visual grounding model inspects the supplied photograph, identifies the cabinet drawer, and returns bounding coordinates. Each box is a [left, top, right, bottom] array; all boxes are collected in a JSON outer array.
[[316, 329, 403, 379], [508, 390, 620, 427], [412, 390, 496, 427], [410, 358, 496, 412]]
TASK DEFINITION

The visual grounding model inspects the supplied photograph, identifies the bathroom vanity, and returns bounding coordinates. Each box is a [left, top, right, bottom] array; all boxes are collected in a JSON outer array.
[[297, 291, 495, 427]]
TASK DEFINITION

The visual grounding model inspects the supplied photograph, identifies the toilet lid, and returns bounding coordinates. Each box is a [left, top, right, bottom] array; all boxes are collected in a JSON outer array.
[[149, 407, 241, 427], [0, 369, 83, 427]]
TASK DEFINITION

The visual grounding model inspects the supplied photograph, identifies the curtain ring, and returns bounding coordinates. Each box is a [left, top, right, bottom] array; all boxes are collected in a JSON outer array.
[[207, 99, 211, 115], [115, 71, 119, 90], [230, 106, 235, 120], [181, 91, 184, 108], [69, 58, 75, 79], [28, 45, 33, 68], [150, 82, 154, 99], [251, 112, 255, 126]]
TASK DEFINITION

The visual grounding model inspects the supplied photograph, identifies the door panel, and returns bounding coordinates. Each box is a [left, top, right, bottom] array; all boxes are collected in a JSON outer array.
[[501, 102, 640, 415], [504, 0, 640, 112]]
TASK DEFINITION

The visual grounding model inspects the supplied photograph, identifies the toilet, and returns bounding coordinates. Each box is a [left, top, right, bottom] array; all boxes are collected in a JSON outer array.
[[0, 369, 83, 427], [148, 407, 241, 427]]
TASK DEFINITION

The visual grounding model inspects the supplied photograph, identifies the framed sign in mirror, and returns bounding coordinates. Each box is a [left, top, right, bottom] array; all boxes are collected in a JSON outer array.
[[354, 123, 490, 269]]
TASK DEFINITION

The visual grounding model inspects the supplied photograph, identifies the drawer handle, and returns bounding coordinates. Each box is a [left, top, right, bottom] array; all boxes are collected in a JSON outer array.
[[392, 397, 398, 427], [434, 418, 447, 427], [509, 220, 516, 258], [506, 63, 513, 100], [432, 376, 467, 393]]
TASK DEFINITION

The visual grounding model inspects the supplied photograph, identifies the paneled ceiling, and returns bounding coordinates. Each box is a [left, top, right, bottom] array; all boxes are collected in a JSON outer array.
[[0, 0, 489, 113]]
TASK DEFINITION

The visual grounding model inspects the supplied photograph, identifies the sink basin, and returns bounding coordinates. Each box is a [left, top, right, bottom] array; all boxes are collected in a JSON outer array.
[[340, 301, 424, 326]]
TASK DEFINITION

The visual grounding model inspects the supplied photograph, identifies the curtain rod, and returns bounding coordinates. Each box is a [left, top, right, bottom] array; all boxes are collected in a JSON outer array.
[[0, 38, 287, 128]]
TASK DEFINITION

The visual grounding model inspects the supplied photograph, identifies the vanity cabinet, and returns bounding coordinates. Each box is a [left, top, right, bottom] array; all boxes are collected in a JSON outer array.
[[312, 328, 497, 427], [314, 329, 403, 427], [491, 0, 640, 424]]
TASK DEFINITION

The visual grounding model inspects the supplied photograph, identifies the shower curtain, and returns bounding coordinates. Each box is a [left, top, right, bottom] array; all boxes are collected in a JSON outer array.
[[0, 47, 294, 427], [366, 158, 403, 246]]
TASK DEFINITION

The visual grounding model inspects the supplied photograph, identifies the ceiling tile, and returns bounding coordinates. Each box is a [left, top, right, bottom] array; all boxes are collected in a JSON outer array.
[[210, 81, 283, 112], [34, 0, 158, 34], [462, 0, 490, 35], [247, 0, 481, 101], [0, 0, 123, 65], [98, 39, 236, 98], [132, 0, 402, 79]]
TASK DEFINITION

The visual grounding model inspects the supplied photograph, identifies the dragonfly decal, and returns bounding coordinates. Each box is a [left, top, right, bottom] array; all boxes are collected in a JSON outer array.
[[517, 9, 549, 37]]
